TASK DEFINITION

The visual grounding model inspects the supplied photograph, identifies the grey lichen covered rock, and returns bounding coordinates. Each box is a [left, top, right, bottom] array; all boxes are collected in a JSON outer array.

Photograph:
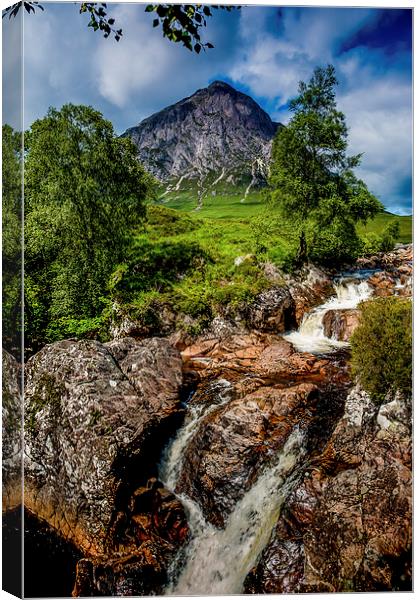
[[24, 337, 183, 556], [2, 350, 22, 511]]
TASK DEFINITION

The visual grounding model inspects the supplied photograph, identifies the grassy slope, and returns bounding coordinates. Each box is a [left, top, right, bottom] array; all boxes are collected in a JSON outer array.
[[115, 189, 411, 334], [163, 188, 412, 241]]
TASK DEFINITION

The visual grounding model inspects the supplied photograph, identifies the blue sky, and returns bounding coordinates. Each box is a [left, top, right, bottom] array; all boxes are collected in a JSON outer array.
[[3, 3, 413, 214]]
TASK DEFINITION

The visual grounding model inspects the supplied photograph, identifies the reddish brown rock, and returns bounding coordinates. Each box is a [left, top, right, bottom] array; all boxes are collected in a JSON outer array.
[[245, 387, 412, 593], [322, 309, 360, 341], [181, 332, 348, 389], [289, 266, 334, 325], [176, 382, 319, 527]]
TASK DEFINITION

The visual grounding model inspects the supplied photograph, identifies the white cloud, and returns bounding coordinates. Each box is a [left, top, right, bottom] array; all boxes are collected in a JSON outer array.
[[228, 7, 412, 213]]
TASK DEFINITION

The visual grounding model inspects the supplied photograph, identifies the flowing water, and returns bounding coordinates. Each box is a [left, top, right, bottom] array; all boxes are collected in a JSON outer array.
[[159, 273, 378, 594], [164, 429, 305, 595], [159, 379, 234, 491], [284, 278, 373, 354]]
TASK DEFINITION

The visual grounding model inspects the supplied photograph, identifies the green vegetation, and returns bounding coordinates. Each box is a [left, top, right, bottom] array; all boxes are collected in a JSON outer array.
[[350, 297, 412, 404], [24, 104, 154, 351], [2, 124, 22, 355], [5, 68, 411, 352], [268, 65, 383, 266]]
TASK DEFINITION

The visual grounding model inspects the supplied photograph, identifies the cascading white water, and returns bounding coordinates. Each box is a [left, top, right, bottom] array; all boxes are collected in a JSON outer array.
[[165, 428, 305, 595], [284, 279, 372, 354], [159, 379, 234, 491]]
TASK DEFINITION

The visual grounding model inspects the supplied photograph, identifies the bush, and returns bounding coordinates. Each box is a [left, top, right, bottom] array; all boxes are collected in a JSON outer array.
[[362, 221, 400, 254], [146, 205, 199, 236], [308, 217, 363, 266], [109, 237, 210, 299], [350, 297, 412, 403]]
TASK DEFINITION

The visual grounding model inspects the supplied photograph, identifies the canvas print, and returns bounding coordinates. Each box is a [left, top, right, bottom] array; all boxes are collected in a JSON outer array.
[[2, 1, 413, 597]]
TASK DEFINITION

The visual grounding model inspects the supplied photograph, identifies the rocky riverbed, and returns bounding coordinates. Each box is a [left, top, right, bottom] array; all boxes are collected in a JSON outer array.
[[2, 244, 412, 596]]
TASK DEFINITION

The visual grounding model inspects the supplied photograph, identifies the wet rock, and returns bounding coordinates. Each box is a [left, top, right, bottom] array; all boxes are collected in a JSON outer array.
[[289, 265, 334, 325], [367, 272, 396, 297], [244, 287, 296, 333], [2, 350, 22, 511], [73, 540, 173, 597], [177, 382, 319, 527], [181, 333, 348, 389], [246, 386, 412, 592], [72, 476, 189, 596], [322, 309, 360, 341], [24, 337, 183, 556]]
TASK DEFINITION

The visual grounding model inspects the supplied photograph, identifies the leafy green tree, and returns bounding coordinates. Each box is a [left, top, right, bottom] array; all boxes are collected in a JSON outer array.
[[269, 65, 383, 266], [351, 297, 412, 404], [24, 104, 155, 349], [2, 125, 22, 355], [3, 3, 238, 51]]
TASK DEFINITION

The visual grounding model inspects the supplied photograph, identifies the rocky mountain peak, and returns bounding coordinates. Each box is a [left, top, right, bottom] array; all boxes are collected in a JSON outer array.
[[123, 81, 281, 190]]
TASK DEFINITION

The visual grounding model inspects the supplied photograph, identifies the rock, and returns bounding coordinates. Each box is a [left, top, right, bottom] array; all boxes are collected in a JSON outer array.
[[322, 309, 360, 341], [367, 272, 396, 297], [181, 333, 348, 389], [244, 287, 296, 333], [72, 478, 189, 596], [289, 266, 334, 324], [24, 337, 184, 556], [2, 350, 22, 511], [245, 386, 412, 592], [123, 81, 280, 187], [73, 540, 173, 597], [176, 382, 319, 527]]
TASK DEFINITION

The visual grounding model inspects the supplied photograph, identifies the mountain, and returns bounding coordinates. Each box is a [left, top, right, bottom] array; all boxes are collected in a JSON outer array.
[[122, 81, 281, 193]]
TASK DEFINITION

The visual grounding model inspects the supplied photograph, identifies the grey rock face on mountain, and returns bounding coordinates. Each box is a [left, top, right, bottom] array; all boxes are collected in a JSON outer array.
[[123, 81, 281, 187]]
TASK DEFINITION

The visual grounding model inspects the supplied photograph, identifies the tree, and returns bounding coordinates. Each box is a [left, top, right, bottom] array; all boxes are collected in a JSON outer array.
[[2, 125, 22, 355], [24, 104, 155, 349], [269, 65, 383, 266], [3, 3, 237, 51]]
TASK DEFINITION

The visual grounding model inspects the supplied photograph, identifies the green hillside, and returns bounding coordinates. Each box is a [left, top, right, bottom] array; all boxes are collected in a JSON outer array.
[[161, 187, 412, 243]]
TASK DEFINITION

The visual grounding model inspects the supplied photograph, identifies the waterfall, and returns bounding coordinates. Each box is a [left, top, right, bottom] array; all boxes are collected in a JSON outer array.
[[284, 279, 372, 354], [165, 428, 305, 595], [159, 379, 234, 491]]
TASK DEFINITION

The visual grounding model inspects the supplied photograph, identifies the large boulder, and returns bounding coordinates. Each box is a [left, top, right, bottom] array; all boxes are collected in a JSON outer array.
[[322, 309, 360, 341], [2, 350, 22, 511], [176, 382, 320, 527], [244, 287, 296, 332], [24, 337, 183, 556], [245, 386, 412, 592], [289, 266, 334, 325]]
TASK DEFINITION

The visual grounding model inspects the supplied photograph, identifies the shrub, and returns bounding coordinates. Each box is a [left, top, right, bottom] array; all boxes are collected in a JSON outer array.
[[109, 237, 210, 299], [307, 217, 363, 266], [146, 205, 199, 236], [362, 221, 401, 255], [350, 297, 412, 403]]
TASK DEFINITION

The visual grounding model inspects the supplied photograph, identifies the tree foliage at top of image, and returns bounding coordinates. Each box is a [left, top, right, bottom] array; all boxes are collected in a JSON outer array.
[[24, 104, 156, 350], [269, 64, 383, 266], [350, 297, 412, 405], [3, 2, 238, 49], [145, 4, 237, 53]]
